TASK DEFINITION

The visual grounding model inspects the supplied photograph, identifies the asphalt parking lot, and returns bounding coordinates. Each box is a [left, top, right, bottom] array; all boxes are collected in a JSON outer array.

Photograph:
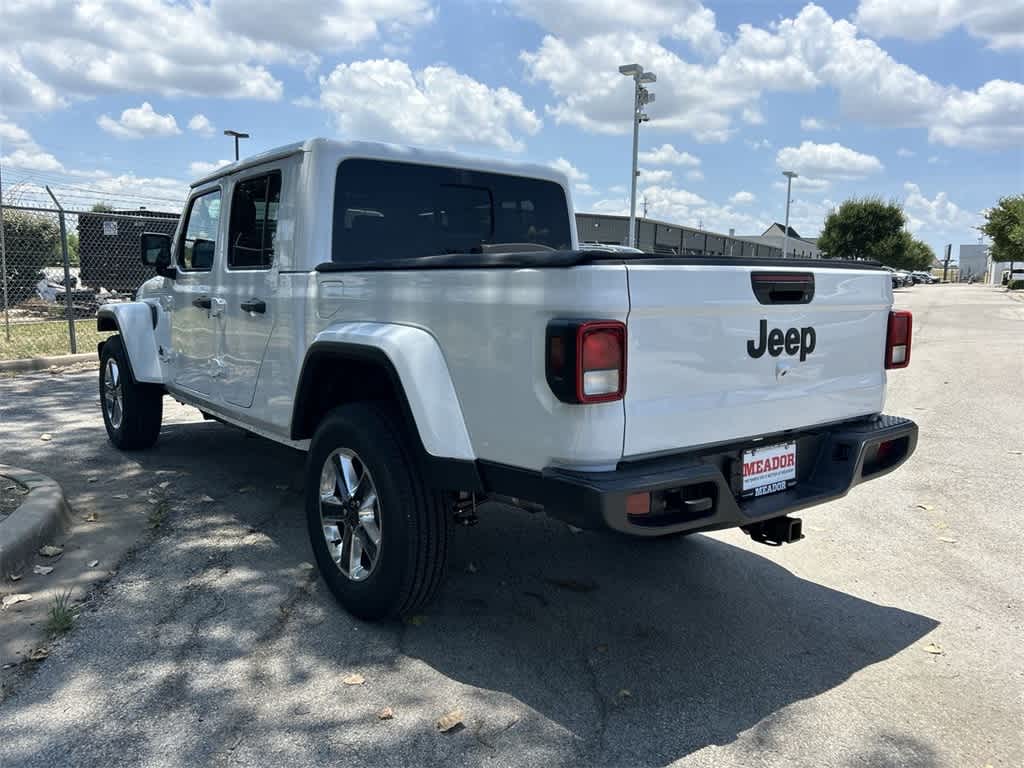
[[0, 285, 1021, 768]]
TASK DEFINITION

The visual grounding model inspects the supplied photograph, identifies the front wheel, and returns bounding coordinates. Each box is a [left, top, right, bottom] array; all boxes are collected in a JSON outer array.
[[99, 335, 163, 450], [305, 403, 449, 620]]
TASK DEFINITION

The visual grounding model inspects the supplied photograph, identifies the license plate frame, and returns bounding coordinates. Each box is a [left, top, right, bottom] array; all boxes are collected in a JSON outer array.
[[741, 441, 797, 498]]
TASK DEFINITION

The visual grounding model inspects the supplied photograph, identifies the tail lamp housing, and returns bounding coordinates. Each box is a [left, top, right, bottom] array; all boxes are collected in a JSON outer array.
[[546, 320, 627, 404], [885, 310, 912, 369]]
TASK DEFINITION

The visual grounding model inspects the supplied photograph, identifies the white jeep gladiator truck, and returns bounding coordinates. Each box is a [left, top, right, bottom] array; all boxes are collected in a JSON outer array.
[[97, 138, 917, 620]]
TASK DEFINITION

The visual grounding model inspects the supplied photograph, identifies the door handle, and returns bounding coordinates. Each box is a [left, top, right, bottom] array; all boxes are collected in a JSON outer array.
[[192, 296, 211, 310], [240, 298, 267, 314]]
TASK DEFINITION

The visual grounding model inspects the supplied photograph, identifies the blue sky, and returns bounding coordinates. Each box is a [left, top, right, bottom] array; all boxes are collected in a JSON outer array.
[[2, 0, 1021, 258]]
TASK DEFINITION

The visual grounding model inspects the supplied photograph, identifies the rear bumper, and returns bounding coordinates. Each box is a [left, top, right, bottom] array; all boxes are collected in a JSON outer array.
[[479, 414, 918, 537]]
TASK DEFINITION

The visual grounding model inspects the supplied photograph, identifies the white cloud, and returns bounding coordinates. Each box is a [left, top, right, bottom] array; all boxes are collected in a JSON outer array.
[[0, 116, 63, 172], [741, 107, 764, 125], [776, 141, 883, 178], [927, 155, 940, 164], [0, 0, 435, 109], [641, 184, 769, 234], [772, 175, 832, 193], [686, 169, 704, 181], [902, 182, 978, 234], [188, 114, 215, 137], [549, 157, 594, 195], [189, 159, 233, 178], [638, 168, 674, 185], [897, 147, 915, 158], [98, 102, 181, 139], [318, 59, 541, 152], [747, 138, 772, 150], [730, 190, 756, 204], [927, 80, 1024, 149], [520, 4, 1023, 149], [855, 0, 1024, 51], [800, 117, 827, 131], [638, 144, 701, 167], [510, 0, 726, 54]]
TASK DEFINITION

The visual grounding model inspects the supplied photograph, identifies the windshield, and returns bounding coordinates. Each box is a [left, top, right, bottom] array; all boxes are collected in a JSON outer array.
[[332, 159, 572, 263]]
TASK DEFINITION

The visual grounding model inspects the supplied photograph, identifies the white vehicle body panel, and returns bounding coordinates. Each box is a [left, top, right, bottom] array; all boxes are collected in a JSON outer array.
[[114, 137, 894, 477], [622, 264, 890, 458], [97, 301, 163, 383]]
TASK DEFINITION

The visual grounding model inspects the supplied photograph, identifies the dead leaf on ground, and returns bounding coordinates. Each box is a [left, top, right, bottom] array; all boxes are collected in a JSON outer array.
[[922, 642, 944, 655], [27, 648, 49, 661], [915, 503, 935, 511], [39, 433, 52, 441], [32, 565, 53, 576], [377, 707, 394, 720], [238, 486, 254, 493], [436, 709, 464, 733], [8, 573, 22, 582], [2, 594, 33, 609], [83, 512, 98, 523], [938, 536, 958, 544], [274, 484, 289, 491], [158, 481, 171, 489], [38, 545, 63, 557], [465, 562, 478, 574], [342, 673, 365, 686], [406, 614, 427, 626], [112, 493, 128, 500], [199, 495, 215, 503], [596, 643, 609, 653], [617, 689, 632, 700], [567, 524, 583, 534], [87, 560, 99, 568], [86, 477, 98, 484]]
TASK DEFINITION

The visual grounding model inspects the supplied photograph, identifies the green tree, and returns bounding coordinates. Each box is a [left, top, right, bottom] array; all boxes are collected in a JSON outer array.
[[906, 238, 935, 272], [979, 195, 1024, 288], [66, 231, 80, 267], [818, 197, 912, 267], [90, 202, 115, 212], [1, 210, 62, 303]]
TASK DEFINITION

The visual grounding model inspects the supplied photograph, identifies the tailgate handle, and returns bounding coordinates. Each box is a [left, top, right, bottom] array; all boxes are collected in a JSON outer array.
[[751, 272, 814, 305]]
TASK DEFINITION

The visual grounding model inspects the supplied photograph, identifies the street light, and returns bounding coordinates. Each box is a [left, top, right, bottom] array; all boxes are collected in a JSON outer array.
[[619, 63, 656, 249], [781, 170, 798, 258], [224, 129, 250, 161]]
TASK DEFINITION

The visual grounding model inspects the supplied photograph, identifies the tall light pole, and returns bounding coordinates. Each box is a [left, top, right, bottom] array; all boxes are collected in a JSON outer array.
[[224, 129, 250, 161], [619, 64, 656, 250], [781, 170, 798, 258]]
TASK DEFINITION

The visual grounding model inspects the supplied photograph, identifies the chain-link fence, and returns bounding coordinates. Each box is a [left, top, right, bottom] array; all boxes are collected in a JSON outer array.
[[0, 204, 179, 361]]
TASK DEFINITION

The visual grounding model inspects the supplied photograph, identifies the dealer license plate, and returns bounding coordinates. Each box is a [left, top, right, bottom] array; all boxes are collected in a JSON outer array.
[[741, 442, 797, 498]]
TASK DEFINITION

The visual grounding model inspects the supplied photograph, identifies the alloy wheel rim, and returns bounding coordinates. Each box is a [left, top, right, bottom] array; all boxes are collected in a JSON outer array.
[[103, 358, 124, 429], [318, 448, 382, 582]]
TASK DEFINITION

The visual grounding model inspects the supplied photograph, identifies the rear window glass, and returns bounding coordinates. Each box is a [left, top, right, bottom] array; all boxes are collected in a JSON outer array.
[[332, 159, 572, 264]]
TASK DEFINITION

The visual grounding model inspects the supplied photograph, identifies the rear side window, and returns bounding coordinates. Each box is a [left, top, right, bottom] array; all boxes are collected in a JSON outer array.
[[332, 159, 572, 264], [228, 172, 281, 270]]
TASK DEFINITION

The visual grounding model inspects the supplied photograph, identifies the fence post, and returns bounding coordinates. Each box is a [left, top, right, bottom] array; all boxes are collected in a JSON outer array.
[[46, 186, 77, 354], [0, 162, 10, 342]]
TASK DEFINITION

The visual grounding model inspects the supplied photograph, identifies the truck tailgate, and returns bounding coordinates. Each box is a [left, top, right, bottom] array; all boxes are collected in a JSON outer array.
[[623, 263, 891, 458]]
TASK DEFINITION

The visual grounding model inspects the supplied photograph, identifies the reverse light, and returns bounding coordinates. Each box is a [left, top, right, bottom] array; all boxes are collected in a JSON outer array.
[[885, 310, 912, 369], [546, 320, 627, 404]]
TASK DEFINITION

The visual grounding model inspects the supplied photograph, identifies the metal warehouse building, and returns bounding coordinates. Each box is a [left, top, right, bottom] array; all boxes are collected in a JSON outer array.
[[575, 213, 783, 259]]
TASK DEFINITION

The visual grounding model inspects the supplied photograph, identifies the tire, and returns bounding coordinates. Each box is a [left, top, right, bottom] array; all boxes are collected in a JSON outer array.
[[99, 335, 163, 450], [305, 403, 449, 621]]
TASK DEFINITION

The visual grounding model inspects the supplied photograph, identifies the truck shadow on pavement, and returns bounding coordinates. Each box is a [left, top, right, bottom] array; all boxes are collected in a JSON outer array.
[[0, 392, 939, 768]]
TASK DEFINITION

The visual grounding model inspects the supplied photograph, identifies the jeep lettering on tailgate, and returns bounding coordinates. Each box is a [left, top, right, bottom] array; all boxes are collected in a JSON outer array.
[[747, 319, 816, 361]]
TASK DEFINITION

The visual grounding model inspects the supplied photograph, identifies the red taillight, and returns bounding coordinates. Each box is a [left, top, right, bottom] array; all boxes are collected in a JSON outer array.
[[885, 310, 912, 369], [546, 320, 627, 404], [577, 322, 626, 403]]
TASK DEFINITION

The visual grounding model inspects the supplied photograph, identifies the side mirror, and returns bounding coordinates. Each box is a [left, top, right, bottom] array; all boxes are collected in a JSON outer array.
[[141, 232, 175, 279]]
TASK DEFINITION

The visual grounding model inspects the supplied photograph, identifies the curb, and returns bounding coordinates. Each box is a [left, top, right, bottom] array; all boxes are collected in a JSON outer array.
[[0, 352, 98, 374], [0, 466, 73, 579]]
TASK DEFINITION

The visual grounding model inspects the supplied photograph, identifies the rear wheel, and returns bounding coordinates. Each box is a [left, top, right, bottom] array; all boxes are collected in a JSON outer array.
[[99, 335, 163, 450], [305, 403, 449, 620]]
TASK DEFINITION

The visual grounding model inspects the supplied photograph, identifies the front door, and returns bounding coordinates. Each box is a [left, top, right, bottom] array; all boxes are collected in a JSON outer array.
[[170, 187, 222, 397], [215, 170, 281, 408]]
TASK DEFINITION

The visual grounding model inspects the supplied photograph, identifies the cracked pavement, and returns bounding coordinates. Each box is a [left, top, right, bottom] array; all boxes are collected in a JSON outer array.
[[0, 285, 1022, 767]]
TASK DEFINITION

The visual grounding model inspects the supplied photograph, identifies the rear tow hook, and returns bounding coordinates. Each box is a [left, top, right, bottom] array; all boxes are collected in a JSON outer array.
[[743, 516, 804, 546]]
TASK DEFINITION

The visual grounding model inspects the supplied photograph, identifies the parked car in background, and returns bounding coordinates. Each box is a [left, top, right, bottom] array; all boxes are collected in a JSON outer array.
[[896, 270, 915, 287], [881, 266, 902, 289], [912, 271, 935, 284]]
